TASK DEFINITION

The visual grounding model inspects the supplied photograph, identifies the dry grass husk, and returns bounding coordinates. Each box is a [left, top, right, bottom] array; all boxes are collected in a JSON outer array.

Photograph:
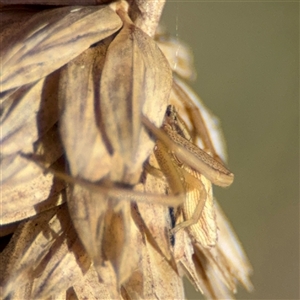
[[0, 1, 253, 299]]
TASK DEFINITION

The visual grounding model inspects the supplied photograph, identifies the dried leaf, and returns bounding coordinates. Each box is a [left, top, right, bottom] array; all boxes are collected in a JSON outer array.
[[196, 245, 238, 294], [173, 227, 204, 293], [73, 265, 119, 300], [1, 205, 69, 298], [1, 154, 40, 187], [1, 164, 65, 224], [215, 201, 254, 292], [1, 70, 61, 186], [193, 246, 235, 299], [136, 153, 174, 261], [58, 41, 114, 272], [31, 223, 90, 298], [185, 200, 254, 297], [142, 240, 184, 299], [136, 200, 172, 261], [99, 8, 172, 183], [102, 200, 141, 285], [1, 76, 56, 156], [124, 238, 184, 299], [2, 107, 64, 224], [0, 6, 40, 50], [93, 261, 121, 299], [1, 5, 122, 91], [59, 43, 112, 181], [67, 185, 108, 268]]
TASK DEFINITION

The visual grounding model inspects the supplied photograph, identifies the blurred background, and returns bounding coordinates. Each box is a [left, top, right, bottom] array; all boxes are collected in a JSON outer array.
[[162, 2, 299, 300]]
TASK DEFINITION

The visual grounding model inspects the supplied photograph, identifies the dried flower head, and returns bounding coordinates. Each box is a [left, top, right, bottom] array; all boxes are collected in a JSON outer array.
[[0, 1, 253, 299]]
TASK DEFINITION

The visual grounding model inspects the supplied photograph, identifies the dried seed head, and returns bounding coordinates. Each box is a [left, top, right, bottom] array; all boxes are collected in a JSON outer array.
[[1, 2, 252, 299]]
